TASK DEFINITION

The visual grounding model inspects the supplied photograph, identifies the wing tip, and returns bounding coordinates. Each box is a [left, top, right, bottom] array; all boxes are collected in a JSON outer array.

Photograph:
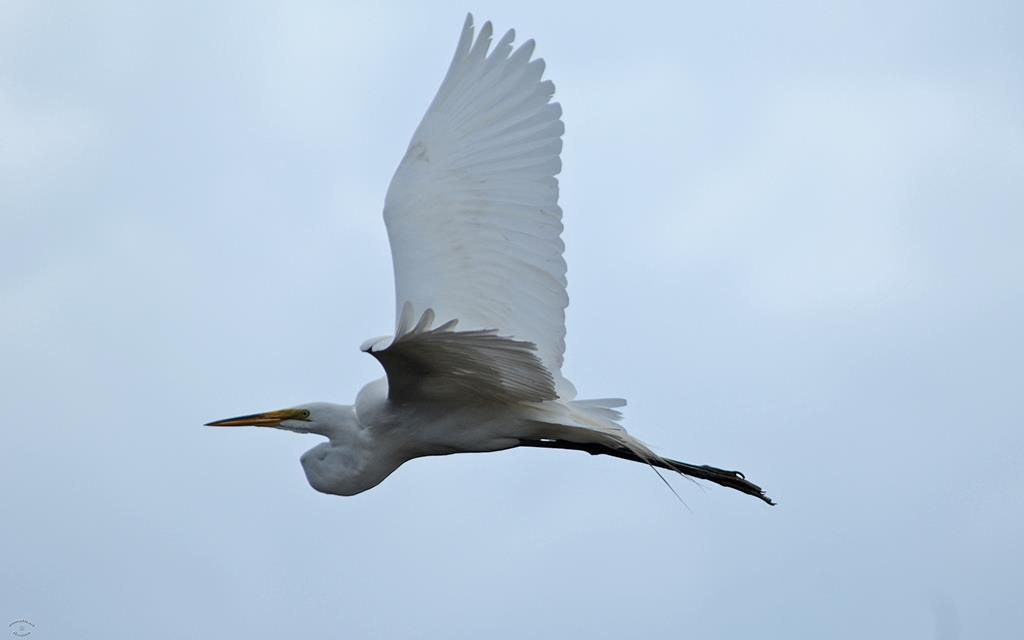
[[360, 335, 393, 353], [480, 20, 493, 41]]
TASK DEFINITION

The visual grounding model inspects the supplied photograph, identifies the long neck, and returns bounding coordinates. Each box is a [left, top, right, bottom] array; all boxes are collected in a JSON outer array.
[[299, 405, 401, 497]]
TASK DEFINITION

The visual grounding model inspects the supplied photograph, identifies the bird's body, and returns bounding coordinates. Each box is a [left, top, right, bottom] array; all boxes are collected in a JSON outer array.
[[208, 15, 773, 505], [294, 381, 653, 497], [298, 389, 528, 497], [293, 397, 520, 497]]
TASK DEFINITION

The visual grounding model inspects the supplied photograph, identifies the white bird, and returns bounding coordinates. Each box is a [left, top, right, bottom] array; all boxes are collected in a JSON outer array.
[[207, 14, 773, 505]]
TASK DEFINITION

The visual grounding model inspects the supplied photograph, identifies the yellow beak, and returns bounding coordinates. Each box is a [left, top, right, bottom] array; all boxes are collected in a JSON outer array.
[[205, 408, 308, 427]]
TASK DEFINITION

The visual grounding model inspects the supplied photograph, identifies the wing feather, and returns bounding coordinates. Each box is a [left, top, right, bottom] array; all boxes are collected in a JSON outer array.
[[363, 306, 557, 405], [378, 14, 574, 402]]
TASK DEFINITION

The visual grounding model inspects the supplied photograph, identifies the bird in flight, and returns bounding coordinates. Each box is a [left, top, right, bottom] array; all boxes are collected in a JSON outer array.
[[207, 14, 773, 506]]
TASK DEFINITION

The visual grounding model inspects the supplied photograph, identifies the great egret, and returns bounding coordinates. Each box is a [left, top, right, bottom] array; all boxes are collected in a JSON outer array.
[[207, 14, 773, 506]]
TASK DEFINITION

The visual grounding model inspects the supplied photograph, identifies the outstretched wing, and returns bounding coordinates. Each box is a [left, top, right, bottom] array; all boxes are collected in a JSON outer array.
[[377, 14, 573, 402]]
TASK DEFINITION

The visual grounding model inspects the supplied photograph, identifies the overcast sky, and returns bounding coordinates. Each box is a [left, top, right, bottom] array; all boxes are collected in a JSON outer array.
[[2, 1, 1022, 638]]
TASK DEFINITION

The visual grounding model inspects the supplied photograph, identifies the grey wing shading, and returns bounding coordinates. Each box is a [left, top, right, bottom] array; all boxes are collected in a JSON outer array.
[[361, 306, 557, 405]]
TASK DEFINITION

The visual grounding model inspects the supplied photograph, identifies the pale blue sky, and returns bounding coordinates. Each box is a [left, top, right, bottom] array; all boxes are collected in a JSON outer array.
[[2, 1, 1022, 638]]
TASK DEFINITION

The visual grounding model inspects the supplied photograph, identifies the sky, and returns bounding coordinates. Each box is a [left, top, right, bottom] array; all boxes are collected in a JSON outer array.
[[2, 1, 1022, 638]]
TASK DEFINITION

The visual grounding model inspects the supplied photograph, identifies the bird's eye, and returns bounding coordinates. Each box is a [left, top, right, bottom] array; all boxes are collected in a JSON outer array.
[[301, 410, 311, 419]]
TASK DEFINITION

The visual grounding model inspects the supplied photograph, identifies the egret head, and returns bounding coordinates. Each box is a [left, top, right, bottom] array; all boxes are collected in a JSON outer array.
[[208, 402, 380, 496], [205, 402, 350, 437]]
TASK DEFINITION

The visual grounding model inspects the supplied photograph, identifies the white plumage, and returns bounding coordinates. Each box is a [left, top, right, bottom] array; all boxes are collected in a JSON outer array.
[[382, 14, 572, 398], [207, 14, 773, 506]]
